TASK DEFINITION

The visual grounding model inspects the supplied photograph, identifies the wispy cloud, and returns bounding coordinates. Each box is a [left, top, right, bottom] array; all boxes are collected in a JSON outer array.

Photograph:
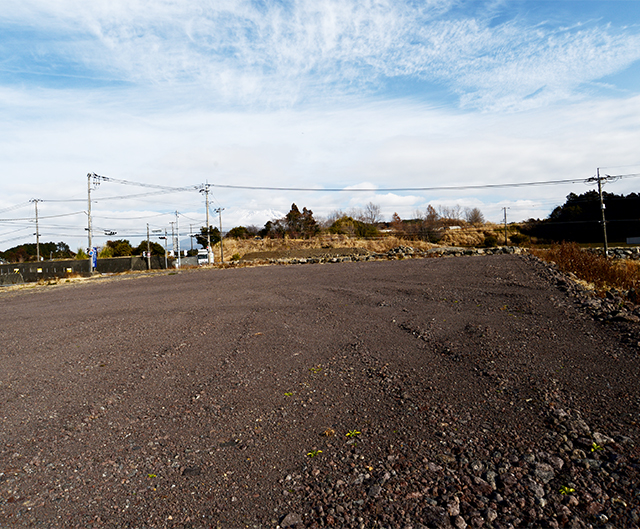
[[2, 0, 640, 110]]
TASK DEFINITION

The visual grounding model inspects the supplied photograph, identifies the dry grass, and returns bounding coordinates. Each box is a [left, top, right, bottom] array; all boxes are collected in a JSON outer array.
[[217, 234, 437, 259], [531, 242, 640, 297], [438, 223, 519, 247]]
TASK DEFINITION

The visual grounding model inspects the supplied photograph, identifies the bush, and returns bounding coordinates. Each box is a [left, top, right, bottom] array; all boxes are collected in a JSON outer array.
[[532, 242, 640, 295], [483, 234, 498, 247]]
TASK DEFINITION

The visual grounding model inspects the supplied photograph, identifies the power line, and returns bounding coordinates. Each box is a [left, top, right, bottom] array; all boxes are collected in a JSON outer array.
[[0, 201, 32, 215], [207, 174, 640, 193], [0, 211, 85, 222]]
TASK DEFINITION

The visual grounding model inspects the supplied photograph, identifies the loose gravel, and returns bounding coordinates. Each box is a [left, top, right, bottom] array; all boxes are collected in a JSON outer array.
[[0, 253, 638, 529]]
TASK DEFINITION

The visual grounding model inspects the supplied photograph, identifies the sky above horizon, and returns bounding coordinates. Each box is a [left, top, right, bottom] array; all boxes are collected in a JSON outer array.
[[2, 0, 640, 251]]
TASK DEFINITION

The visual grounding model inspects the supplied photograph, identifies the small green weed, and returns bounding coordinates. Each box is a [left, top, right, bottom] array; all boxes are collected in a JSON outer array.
[[309, 365, 322, 374], [307, 449, 322, 458], [559, 486, 575, 495], [346, 429, 361, 438], [591, 442, 603, 452]]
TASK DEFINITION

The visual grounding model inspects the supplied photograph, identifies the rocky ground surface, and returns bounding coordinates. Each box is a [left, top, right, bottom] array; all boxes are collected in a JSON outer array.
[[0, 253, 639, 529]]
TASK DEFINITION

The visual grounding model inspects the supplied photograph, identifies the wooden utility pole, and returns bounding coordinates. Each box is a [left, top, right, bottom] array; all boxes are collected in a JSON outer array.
[[587, 168, 610, 257]]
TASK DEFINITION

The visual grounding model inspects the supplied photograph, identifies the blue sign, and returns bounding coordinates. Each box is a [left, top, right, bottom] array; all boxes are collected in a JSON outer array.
[[88, 247, 98, 268]]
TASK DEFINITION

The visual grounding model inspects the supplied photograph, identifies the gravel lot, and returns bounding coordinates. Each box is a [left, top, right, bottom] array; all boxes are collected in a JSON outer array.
[[1, 254, 639, 529]]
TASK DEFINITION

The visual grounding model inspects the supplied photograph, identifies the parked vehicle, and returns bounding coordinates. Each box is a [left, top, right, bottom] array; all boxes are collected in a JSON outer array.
[[197, 249, 211, 265]]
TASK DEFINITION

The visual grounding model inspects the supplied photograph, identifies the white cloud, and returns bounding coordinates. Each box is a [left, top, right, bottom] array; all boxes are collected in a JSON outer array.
[[2, 1, 640, 110]]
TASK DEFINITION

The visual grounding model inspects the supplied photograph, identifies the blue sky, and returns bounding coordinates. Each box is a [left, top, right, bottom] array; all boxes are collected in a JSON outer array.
[[1, 0, 640, 251]]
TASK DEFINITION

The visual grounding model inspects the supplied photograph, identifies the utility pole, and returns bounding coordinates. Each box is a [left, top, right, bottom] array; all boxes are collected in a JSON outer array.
[[146, 223, 151, 270], [86, 173, 100, 273], [163, 229, 168, 269], [200, 184, 213, 264], [170, 221, 176, 264], [158, 229, 168, 269], [189, 224, 194, 252], [214, 207, 225, 264], [503, 207, 509, 246], [31, 199, 41, 262], [176, 211, 181, 269], [597, 168, 608, 257], [587, 168, 611, 257]]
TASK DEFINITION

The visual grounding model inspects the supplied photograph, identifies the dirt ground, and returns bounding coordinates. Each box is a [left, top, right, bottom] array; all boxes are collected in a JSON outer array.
[[0, 255, 638, 529]]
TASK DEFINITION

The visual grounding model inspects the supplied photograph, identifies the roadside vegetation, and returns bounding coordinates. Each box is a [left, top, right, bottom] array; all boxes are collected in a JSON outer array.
[[531, 242, 640, 298]]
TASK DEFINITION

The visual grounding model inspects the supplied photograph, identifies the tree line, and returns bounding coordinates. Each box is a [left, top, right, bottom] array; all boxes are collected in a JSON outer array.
[[521, 191, 640, 243], [0, 202, 489, 263]]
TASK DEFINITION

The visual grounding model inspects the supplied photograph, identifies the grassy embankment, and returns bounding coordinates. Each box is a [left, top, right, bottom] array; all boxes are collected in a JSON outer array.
[[532, 242, 640, 298], [218, 223, 519, 260]]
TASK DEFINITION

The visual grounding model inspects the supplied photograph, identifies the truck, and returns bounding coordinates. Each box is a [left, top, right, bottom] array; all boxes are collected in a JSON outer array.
[[197, 249, 212, 265]]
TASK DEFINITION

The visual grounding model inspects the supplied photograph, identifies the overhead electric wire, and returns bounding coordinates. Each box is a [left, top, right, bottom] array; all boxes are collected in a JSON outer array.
[[0, 201, 32, 215], [207, 173, 640, 192], [0, 211, 85, 222], [92, 173, 199, 192], [93, 212, 172, 221]]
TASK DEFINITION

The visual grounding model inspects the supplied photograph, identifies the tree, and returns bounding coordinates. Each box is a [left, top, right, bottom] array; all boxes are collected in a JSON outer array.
[[360, 202, 382, 225], [195, 226, 221, 248], [521, 191, 640, 243], [105, 239, 133, 257], [464, 207, 485, 225], [0, 241, 75, 263], [132, 241, 165, 256], [226, 226, 251, 239], [390, 212, 404, 235], [329, 216, 379, 238], [262, 204, 319, 239]]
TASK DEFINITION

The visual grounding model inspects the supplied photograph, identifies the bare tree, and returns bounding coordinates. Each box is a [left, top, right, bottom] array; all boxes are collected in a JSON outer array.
[[464, 207, 485, 225], [360, 202, 382, 225], [437, 204, 462, 221]]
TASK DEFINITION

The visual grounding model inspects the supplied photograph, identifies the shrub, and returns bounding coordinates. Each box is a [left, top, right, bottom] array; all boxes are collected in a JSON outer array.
[[483, 234, 499, 247], [532, 242, 640, 296]]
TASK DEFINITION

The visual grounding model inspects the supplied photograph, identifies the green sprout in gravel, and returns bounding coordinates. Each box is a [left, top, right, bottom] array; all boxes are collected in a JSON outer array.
[[309, 365, 322, 374], [346, 429, 361, 438], [559, 486, 575, 495], [591, 442, 603, 452], [284, 392, 293, 397], [307, 449, 322, 458]]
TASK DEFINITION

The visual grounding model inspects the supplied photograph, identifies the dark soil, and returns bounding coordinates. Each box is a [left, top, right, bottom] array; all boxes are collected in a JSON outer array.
[[1, 254, 639, 529]]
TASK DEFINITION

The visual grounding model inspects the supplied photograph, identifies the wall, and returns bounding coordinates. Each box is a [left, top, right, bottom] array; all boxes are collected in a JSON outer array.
[[0, 255, 196, 283]]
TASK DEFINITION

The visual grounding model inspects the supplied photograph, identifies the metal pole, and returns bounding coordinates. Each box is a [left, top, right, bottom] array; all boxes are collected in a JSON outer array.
[[190, 224, 194, 252], [31, 199, 41, 262], [176, 211, 181, 269], [170, 222, 176, 266], [597, 168, 609, 257], [87, 173, 93, 272], [146, 223, 151, 270], [215, 207, 224, 263], [164, 229, 168, 269], [202, 184, 213, 264], [503, 207, 508, 246]]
